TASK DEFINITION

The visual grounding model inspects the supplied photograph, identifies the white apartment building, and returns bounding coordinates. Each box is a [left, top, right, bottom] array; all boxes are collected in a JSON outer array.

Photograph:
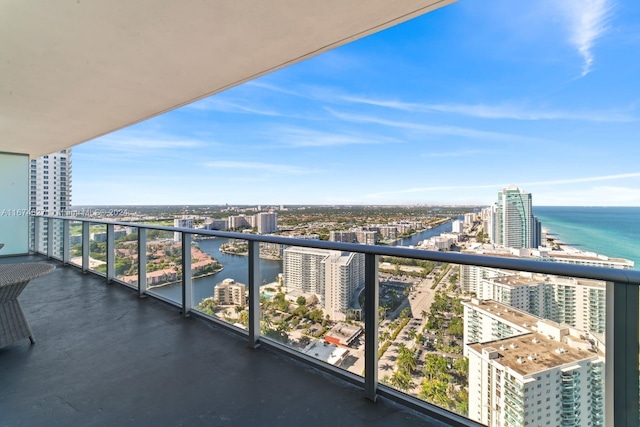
[[173, 217, 194, 242], [213, 278, 247, 306], [203, 218, 228, 230], [283, 247, 364, 321], [256, 212, 277, 234], [228, 214, 253, 230], [465, 300, 605, 427], [462, 268, 607, 335], [461, 246, 633, 296], [330, 231, 356, 243], [30, 149, 72, 251], [463, 299, 533, 348]]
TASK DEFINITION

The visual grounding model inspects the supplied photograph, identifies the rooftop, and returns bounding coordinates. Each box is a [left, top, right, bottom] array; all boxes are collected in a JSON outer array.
[[463, 299, 540, 331], [0, 255, 451, 427], [468, 332, 602, 377]]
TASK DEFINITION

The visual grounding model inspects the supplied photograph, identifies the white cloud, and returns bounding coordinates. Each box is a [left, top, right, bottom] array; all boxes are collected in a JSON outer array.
[[537, 186, 640, 206], [559, 0, 613, 77], [187, 97, 283, 117], [366, 172, 640, 199], [423, 150, 488, 158], [269, 126, 401, 148], [340, 96, 634, 122], [328, 109, 547, 143], [89, 133, 208, 155], [203, 160, 316, 175]]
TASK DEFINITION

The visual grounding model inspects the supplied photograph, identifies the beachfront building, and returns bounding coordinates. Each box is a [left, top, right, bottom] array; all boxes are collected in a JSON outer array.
[[173, 217, 194, 242], [214, 278, 247, 306], [461, 266, 607, 335], [283, 247, 365, 321], [30, 149, 72, 251], [495, 185, 541, 249], [465, 299, 605, 427], [255, 212, 277, 234]]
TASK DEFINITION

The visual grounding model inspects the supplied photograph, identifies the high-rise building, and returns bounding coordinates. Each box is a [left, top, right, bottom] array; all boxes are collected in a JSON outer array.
[[461, 265, 608, 335], [256, 212, 277, 234], [30, 149, 72, 251], [173, 217, 194, 242], [464, 299, 605, 427], [228, 214, 252, 230], [283, 247, 364, 321], [495, 185, 541, 249]]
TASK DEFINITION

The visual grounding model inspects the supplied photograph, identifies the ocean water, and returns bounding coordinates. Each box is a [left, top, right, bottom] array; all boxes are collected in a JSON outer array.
[[533, 206, 640, 269]]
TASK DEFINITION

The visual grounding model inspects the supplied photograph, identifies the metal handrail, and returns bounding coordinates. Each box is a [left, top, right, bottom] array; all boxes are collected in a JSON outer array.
[[33, 215, 640, 426], [41, 215, 640, 284]]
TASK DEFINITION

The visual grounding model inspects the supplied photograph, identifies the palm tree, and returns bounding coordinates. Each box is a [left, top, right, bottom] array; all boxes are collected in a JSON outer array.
[[419, 379, 449, 408], [397, 344, 418, 373], [389, 369, 412, 392]]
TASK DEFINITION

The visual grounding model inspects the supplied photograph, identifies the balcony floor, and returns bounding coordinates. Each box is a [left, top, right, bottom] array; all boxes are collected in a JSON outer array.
[[0, 255, 449, 426]]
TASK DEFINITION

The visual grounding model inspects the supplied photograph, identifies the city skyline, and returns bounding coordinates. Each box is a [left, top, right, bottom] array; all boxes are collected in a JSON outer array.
[[72, 0, 640, 206]]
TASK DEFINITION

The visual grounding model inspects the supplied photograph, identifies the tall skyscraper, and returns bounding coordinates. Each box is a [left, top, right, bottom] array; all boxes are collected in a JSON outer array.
[[496, 185, 541, 249], [30, 149, 72, 251]]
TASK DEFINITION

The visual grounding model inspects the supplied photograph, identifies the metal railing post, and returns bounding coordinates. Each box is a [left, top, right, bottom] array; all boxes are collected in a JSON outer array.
[[82, 222, 90, 273], [181, 232, 192, 317], [35, 216, 41, 253], [138, 228, 147, 298], [606, 281, 639, 426], [248, 240, 261, 348], [47, 217, 54, 258], [106, 223, 115, 282], [364, 253, 379, 402], [62, 219, 70, 264]]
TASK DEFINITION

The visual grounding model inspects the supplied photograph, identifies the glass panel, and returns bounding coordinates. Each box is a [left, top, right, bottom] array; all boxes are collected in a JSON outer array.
[[50, 218, 64, 259], [88, 223, 107, 276], [191, 237, 246, 328], [260, 243, 364, 374], [378, 257, 467, 415], [461, 263, 607, 426], [36, 216, 47, 254], [114, 225, 138, 286], [28, 215, 35, 252], [69, 220, 83, 267], [143, 228, 183, 306]]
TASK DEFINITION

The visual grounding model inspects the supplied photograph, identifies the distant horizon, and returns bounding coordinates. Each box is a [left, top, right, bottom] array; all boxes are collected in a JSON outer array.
[[67, 203, 640, 208], [72, 1, 640, 206]]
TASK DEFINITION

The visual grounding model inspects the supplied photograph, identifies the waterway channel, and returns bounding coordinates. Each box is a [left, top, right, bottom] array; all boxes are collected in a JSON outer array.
[[150, 219, 453, 305]]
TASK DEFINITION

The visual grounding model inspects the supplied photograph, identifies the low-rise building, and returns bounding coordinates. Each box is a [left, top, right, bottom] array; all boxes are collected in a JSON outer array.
[[214, 278, 247, 306]]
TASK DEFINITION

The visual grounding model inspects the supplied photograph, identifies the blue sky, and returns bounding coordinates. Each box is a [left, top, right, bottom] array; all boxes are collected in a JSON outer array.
[[73, 0, 640, 207]]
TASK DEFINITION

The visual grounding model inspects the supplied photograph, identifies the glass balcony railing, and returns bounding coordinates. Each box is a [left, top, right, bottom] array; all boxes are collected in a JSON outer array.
[[29, 215, 640, 427]]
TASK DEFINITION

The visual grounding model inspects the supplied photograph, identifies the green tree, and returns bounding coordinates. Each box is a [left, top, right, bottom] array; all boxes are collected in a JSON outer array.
[[389, 369, 412, 392], [307, 309, 324, 323], [397, 344, 418, 373], [296, 296, 307, 306], [449, 317, 464, 339], [195, 298, 218, 315], [419, 379, 449, 407]]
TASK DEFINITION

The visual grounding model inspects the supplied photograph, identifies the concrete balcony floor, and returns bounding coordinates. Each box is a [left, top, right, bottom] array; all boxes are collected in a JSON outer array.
[[0, 255, 449, 427]]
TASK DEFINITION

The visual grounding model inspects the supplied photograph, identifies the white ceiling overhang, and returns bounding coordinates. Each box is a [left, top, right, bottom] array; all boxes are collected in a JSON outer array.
[[1, 0, 454, 157]]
